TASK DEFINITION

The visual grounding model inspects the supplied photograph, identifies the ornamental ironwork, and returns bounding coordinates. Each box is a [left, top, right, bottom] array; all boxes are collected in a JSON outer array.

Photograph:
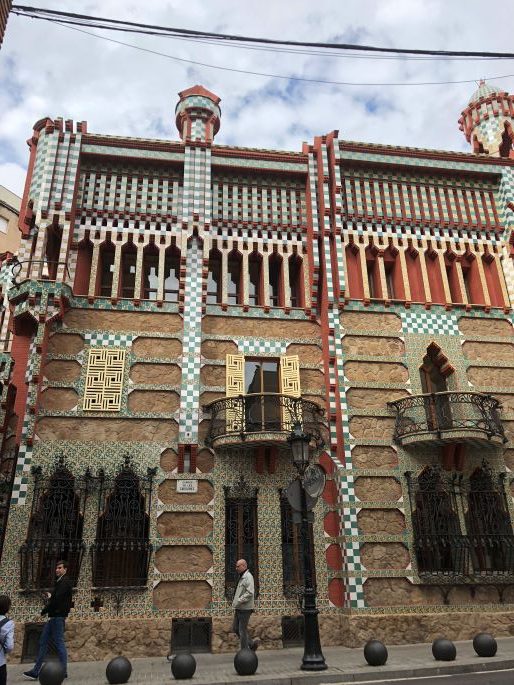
[[389, 392, 506, 444], [406, 462, 514, 580], [20, 457, 92, 590], [91, 456, 156, 588], [224, 479, 259, 601], [204, 393, 326, 447]]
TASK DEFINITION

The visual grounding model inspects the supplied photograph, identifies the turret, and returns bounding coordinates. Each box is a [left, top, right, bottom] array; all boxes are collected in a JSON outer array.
[[459, 80, 514, 157], [175, 85, 221, 144]]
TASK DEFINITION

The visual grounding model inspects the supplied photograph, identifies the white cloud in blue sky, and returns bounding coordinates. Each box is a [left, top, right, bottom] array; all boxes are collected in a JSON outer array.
[[1, 0, 513, 196]]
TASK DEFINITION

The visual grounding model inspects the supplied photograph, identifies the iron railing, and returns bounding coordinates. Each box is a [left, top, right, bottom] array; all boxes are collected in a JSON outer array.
[[388, 391, 506, 444], [204, 393, 326, 447]]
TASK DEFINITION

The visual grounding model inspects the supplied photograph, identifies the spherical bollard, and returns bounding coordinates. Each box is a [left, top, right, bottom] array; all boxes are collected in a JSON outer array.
[[473, 632, 497, 658], [171, 653, 197, 680], [106, 656, 132, 684], [432, 638, 456, 662], [234, 648, 258, 676], [38, 661, 66, 685], [364, 639, 388, 666]]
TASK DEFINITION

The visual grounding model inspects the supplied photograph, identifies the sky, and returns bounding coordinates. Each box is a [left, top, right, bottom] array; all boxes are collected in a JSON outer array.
[[1, 0, 514, 197]]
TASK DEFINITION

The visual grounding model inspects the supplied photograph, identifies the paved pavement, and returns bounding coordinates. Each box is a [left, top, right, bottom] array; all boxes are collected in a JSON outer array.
[[8, 637, 514, 684]]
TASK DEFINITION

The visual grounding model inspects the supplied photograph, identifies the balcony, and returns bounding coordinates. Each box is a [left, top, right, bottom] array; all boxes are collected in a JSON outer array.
[[388, 391, 506, 447], [203, 393, 326, 450]]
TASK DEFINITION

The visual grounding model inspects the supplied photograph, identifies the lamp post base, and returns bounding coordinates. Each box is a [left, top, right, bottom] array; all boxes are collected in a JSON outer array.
[[301, 656, 328, 671]]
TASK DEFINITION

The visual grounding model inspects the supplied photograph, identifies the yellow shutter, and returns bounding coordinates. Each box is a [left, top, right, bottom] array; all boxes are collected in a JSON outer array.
[[226, 353, 245, 432], [280, 355, 302, 431], [83, 347, 126, 412]]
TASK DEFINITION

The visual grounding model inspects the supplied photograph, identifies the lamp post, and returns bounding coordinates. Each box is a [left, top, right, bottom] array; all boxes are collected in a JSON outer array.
[[287, 422, 327, 671]]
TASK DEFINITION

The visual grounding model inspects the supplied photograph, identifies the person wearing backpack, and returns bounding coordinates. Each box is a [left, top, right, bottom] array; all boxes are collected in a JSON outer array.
[[0, 595, 15, 685]]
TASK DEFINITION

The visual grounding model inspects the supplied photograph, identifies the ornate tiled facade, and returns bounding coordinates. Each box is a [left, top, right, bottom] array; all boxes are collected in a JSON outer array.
[[1, 82, 514, 660]]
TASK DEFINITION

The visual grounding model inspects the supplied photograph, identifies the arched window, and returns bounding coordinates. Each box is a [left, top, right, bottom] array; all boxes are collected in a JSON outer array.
[[461, 252, 485, 305], [164, 246, 180, 303], [97, 242, 115, 297], [92, 459, 154, 588], [248, 251, 262, 306], [420, 343, 454, 432], [499, 122, 514, 159], [344, 243, 364, 300], [120, 243, 137, 299], [44, 224, 62, 280], [224, 476, 258, 600], [206, 248, 222, 304], [268, 253, 282, 307], [365, 246, 381, 299], [142, 244, 159, 301], [227, 250, 242, 305], [20, 459, 88, 589], [74, 239, 93, 296], [288, 254, 304, 307]]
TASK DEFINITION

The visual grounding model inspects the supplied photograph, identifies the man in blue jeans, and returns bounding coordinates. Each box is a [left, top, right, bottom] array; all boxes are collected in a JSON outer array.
[[23, 560, 73, 681]]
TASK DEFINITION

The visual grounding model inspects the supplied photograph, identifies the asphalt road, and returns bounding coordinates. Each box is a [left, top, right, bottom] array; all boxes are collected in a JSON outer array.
[[350, 669, 514, 685]]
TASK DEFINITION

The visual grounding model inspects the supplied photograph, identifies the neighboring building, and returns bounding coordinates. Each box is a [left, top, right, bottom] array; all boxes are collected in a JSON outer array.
[[0, 185, 21, 255], [1, 82, 514, 661], [0, 0, 11, 48]]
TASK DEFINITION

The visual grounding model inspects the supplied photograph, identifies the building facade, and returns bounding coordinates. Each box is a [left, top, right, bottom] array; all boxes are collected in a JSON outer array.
[[0, 185, 21, 256], [1, 82, 514, 661]]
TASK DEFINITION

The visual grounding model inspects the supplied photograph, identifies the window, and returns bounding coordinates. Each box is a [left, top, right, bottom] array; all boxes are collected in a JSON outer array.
[[268, 254, 282, 306], [280, 491, 315, 597], [224, 477, 258, 601], [244, 359, 280, 431], [227, 251, 242, 305], [20, 459, 88, 589], [120, 244, 137, 298], [0, 216, 7, 233], [164, 246, 180, 303], [288, 255, 303, 307], [142, 246, 159, 300], [248, 252, 262, 306], [98, 243, 115, 297], [385, 264, 395, 299], [206, 249, 222, 304], [91, 459, 154, 588]]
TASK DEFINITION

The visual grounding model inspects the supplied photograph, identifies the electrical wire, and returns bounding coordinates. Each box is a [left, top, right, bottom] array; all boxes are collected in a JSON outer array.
[[45, 20, 514, 88], [11, 4, 514, 60]]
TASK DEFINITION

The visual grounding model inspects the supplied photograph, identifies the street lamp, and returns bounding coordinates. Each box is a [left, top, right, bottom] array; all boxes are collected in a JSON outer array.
[[287, 422, 327, 671]]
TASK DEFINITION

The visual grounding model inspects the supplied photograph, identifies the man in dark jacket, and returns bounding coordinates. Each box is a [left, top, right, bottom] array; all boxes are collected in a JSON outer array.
[[23, 560, 73, 680]]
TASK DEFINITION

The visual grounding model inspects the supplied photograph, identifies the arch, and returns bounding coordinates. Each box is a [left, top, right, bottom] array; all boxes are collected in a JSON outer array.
[[164, 244, 181, 303], [227, 249, 243, 305], [119, 242, 137, 299], [365, 245, 381, 299], [206, 247, 222, 304], [344, 243, 364, 299], [248, 250, 263, 306], [142, 243, 159, 301], [74, 238, 93, 296], [444, 250, 463, 304], [482, 253, 506, 308], [96, 240, 115, 297], [288, 253, 304, 307], [383, 245, 404, 300], [268, 252, 283, 307], [461, 250, 485, 305], [424, 247, 444, 304]]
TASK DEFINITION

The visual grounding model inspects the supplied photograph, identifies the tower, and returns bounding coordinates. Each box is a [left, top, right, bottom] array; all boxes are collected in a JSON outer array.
[[175, 85, 221, 144], [459, 80, 514, 157]]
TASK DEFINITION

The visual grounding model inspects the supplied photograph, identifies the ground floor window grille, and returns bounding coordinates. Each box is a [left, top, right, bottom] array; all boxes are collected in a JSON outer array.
[[281, 615, 304, 647], [171, 618, 212, 654], [91, 457, 156, 588]]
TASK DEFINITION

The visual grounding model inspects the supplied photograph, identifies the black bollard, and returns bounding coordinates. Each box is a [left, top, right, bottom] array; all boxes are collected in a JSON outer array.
[[234, 648, 258, 676], [364, 639, 388, 666], [171, 653, 197, 680], [432, 638, 456, 661], [106, 656, 132, 684], [473, 632, 497, 657], [38, 661, 66, 685]]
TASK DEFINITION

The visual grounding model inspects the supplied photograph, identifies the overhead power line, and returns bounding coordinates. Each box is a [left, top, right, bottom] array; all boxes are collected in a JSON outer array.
[[11, 4, 514, 60]]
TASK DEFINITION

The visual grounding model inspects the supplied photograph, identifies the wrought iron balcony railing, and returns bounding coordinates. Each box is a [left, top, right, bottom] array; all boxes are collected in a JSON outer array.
[[414, 533, 514, 578], [204, 393, 326, 448], [388, 391, 506, 446]]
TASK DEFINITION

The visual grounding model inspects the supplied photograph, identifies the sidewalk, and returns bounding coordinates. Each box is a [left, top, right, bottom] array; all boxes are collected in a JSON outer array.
[[9, 636, 514, 684]]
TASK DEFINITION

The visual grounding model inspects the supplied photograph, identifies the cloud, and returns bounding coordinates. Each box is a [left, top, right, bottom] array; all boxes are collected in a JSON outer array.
[[1, 0, 513, 196]]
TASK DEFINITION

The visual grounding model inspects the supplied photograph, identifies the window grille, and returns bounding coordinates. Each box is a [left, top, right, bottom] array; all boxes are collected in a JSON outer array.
[[280, 490, 315, 598], [19, 458, 90, 589], [171, 618, 212, 654], [281, 615, 304, 647], [224, 476, 258, 601], [91, 457, 155, 588]]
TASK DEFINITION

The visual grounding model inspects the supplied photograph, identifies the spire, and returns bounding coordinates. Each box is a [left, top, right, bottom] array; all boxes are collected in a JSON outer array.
[[175, 85, 221, 144], [458, 80, 514, 157]]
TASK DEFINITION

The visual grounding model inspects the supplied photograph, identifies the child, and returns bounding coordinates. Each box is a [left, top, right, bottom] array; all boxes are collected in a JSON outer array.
[[0, 595, 14, 685]]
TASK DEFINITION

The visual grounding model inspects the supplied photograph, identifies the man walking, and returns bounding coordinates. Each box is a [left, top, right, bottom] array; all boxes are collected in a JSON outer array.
[[0, 595, 14, 685], [232, 559, 259, 651], [23, 560, 73, 681]]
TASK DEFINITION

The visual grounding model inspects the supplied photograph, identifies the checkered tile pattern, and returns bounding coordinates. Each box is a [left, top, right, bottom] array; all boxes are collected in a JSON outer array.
[[83, 332, 134, 347], [401, 309, 459, 336], [237, 339, 287, 356], [179, 239, 203, 442]]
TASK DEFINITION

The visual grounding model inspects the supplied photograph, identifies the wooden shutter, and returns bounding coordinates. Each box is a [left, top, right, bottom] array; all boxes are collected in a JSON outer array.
[[226, 353, 245, 431], [280, 355, 301, 431]]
